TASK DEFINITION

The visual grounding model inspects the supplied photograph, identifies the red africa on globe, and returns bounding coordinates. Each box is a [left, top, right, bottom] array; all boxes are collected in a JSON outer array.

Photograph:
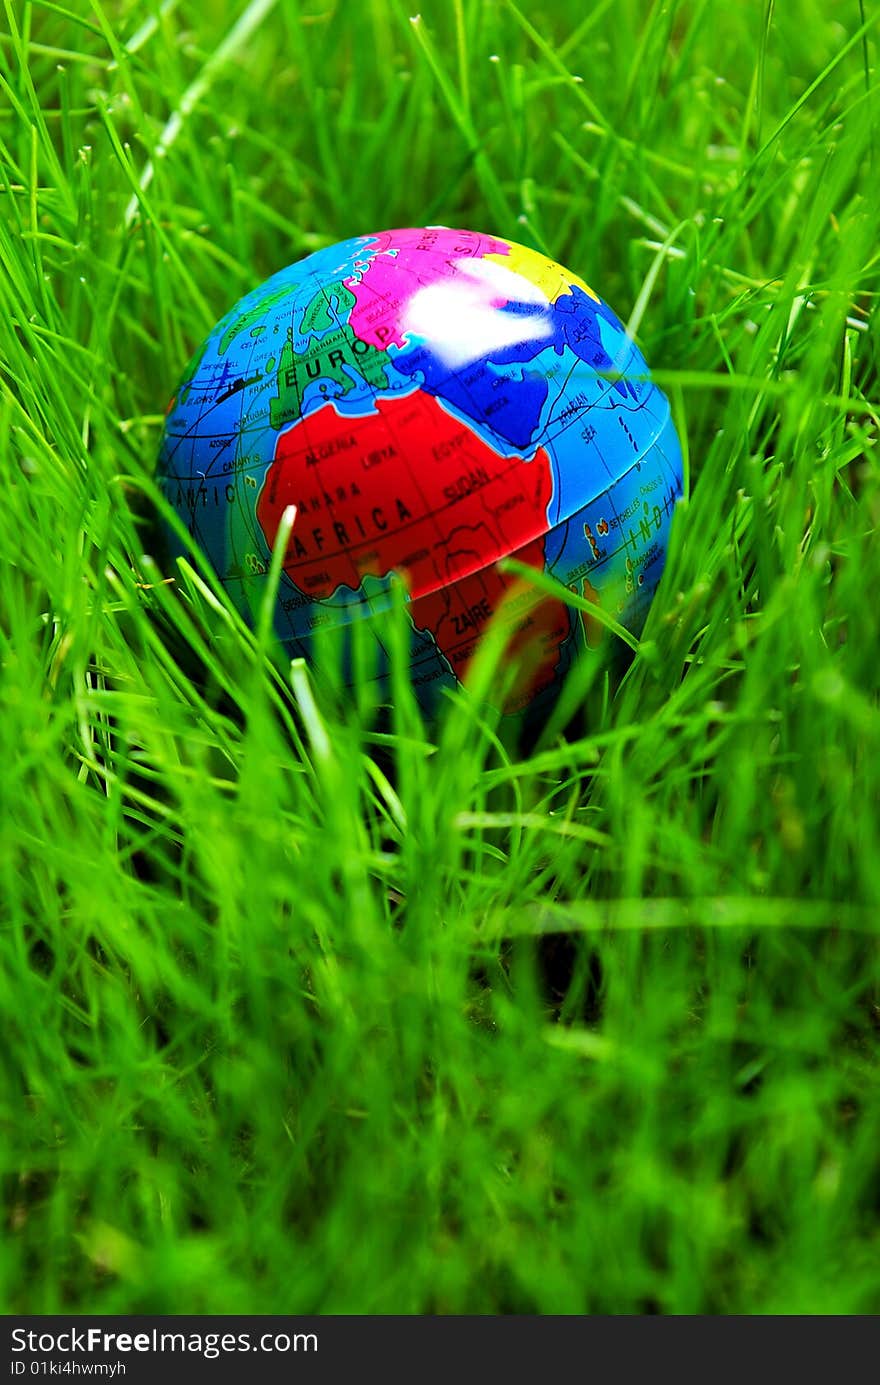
[[256, 390, 571, 708]]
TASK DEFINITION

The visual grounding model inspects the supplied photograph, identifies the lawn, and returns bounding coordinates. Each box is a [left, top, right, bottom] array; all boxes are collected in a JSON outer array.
[[1, 0, 878, 1314]]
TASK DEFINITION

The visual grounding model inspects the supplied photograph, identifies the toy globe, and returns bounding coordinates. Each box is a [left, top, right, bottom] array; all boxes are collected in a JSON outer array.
[[157, 227, 683, 712]]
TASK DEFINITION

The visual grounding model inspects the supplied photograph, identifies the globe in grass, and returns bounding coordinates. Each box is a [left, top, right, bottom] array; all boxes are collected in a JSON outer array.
[[158, 227, 683, 712]]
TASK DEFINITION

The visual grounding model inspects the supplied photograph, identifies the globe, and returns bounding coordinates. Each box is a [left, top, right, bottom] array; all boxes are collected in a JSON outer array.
[[157, 227, 683, 713]]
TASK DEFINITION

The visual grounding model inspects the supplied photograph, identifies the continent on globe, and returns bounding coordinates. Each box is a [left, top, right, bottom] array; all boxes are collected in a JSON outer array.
[[269, 280, 393, 428], [482, 239, 599, 304], [343, 226, 512, 350], [256, 391, 555, 603], [409, 535, 572, 710]]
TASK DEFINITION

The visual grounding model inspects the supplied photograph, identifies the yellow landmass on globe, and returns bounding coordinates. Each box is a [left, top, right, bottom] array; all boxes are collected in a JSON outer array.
[[487, 241, 599, 303]]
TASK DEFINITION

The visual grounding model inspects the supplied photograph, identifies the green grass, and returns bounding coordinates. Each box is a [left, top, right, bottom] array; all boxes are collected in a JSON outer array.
[[1, 0, 879, 1315]]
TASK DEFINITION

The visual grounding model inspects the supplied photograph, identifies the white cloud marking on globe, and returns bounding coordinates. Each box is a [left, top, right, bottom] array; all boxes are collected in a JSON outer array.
[[401, 256, 554, 368]]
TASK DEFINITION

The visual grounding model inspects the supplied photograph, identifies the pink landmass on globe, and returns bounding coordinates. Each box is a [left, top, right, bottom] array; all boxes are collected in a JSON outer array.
[[342, 227, 512, 350]]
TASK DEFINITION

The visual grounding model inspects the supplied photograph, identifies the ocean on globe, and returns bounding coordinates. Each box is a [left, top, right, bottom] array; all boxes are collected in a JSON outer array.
[[157, 227, 683, 714]]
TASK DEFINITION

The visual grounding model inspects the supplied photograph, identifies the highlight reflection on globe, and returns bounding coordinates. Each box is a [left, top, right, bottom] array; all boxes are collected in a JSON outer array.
[[158, 227, 683, 712]]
